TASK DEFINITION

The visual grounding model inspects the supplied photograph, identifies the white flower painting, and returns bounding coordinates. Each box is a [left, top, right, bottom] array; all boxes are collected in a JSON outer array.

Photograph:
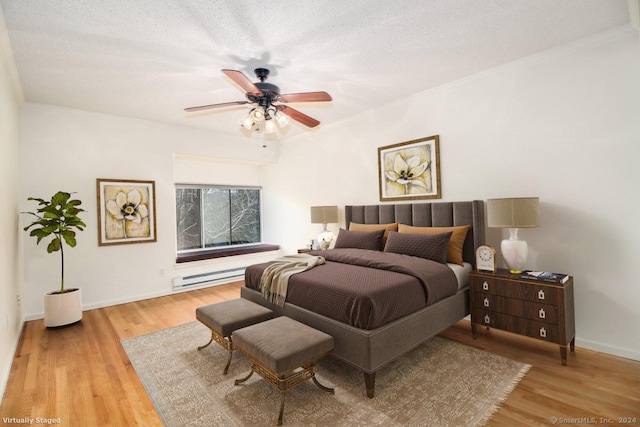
[[97, 179, 156, 245], [378, 135, 441, 201]]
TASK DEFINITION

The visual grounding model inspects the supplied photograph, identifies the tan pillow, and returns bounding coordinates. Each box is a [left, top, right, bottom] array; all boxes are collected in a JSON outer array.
[[398, 224, 471, 266], [349, 222, 399, 250]]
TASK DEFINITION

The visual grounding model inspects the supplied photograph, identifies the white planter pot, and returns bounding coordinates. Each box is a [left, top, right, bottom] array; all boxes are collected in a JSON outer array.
[[43, 288, 83, 327]]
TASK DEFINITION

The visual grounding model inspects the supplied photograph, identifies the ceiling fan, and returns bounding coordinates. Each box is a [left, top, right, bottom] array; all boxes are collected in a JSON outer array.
[[184, 68, 332, 130]]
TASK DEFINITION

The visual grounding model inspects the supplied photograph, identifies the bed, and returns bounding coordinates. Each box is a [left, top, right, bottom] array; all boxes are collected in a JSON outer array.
[[241, 200, 485, 398]]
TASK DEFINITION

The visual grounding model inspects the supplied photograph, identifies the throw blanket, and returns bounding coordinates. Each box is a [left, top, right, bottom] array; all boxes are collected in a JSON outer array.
[[260, 254, 326, 307]]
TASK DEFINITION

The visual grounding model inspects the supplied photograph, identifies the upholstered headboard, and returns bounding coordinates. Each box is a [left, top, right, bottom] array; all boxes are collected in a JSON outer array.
[[344, 200, 485, 267]]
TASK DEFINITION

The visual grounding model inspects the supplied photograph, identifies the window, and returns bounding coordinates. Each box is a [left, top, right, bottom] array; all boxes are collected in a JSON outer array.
[[176, 185, 262, 253]]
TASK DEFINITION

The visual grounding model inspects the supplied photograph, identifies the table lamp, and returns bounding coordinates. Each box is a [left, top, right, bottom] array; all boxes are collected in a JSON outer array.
[[310, 206, 338, 250], [487, 197, 540, 274]]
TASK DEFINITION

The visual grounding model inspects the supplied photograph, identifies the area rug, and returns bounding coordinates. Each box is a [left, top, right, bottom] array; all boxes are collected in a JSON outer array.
[[122, 321, 530, 426]]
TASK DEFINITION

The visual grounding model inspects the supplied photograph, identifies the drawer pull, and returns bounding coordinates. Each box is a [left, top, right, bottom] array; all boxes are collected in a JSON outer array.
[[539, 327, 547, 338], [539, 308, 546, 319], [484, 315, 491, 324], [483, 298, 490, 307], [538, 289, 545, 300], [482, 281, 489, 291]]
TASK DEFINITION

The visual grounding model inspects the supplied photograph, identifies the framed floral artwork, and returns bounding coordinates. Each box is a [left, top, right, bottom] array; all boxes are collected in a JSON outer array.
[[378, 135, 441, 201], [96, 178, 157, 246]]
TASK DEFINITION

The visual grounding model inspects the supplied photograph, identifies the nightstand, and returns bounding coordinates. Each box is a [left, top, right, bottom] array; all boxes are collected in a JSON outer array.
[[297, 248, 312, 254], [469, 268, 576, 365]]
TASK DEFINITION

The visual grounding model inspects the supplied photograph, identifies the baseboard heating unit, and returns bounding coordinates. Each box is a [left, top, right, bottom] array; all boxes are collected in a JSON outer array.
[[172, 267, 246, 291]]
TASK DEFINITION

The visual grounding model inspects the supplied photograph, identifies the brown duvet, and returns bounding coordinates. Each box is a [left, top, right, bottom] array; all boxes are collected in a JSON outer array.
[[244, 248, 458, 330]]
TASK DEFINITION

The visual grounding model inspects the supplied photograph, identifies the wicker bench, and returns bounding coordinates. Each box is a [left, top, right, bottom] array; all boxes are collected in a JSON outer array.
[[232, 316, 335, 426], [195, 298, 273, 374]]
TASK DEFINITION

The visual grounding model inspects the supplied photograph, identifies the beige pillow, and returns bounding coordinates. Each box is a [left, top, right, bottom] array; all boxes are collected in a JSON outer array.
[[349, 222, 399, 250], [398, 224, 471, 266]]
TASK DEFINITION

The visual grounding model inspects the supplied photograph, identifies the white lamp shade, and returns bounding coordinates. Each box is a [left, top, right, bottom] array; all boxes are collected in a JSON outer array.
[[264, 119, 276, 134], [250, 107, 265, 123], [275, 111, 290, 127], [239, 114, 254, 129]]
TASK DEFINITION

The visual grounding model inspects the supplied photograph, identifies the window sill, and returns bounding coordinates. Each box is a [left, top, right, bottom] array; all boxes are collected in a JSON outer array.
[[176, 244, 280, 264]]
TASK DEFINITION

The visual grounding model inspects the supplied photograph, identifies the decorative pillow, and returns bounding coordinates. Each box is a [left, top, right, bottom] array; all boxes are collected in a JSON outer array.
[[333, 228, 385, 251], [398, 224, 471, 266], [384, 230, 452, 264], [349, 222, 399, 250]]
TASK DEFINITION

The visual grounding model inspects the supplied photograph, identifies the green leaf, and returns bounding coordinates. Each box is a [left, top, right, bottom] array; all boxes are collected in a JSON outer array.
[[51, 192, 71, 206], [43, 211, 61, 219], [47, 238, 61, 253], [41, 224, 58, 234], [28, 229, 46, 245], [61, 230, 77, 247]]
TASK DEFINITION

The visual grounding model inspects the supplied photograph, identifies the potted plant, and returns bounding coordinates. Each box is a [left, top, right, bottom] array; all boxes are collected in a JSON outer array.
[[23, 191, 86, 327]]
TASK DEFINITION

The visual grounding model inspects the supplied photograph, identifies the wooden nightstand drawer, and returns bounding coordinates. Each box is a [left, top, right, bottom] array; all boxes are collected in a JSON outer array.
[[471, 293, 558, 323], [470, 276, 559, 305], [472, 309, 559, 343]]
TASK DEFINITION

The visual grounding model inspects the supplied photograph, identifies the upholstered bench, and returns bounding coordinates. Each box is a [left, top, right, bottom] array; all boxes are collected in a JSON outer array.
[[232, 316, 335, 426], [195, 298, 273, 374]]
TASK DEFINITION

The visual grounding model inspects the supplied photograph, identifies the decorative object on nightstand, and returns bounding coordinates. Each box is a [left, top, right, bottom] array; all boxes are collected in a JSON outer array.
[[476, 245, 497, 272], [310, 205, 338, 250], [469, 268, 575, 365], [519, 270, 569, 284], [487, 197, 540, 274]]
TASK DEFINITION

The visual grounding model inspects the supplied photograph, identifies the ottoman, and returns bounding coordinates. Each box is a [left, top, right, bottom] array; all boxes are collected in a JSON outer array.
[[195, 298, 273, 374], [232, 316, 335, 426]]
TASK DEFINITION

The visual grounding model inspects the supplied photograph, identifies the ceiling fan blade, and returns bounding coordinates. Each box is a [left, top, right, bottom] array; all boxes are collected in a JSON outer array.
[[277, 105, 320, 128], [279, 91, 332, 103], [222, 69, 263, 96], [184, 100, 249, 112]]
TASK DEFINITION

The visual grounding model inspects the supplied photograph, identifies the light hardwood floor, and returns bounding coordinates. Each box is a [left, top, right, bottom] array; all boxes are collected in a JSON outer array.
[[1, 282, 638, 426]]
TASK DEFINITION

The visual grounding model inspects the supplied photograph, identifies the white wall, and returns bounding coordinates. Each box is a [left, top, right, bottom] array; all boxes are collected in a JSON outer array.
[[0, 7, 24, 400], [261, 27, 640, 360], [19, 104, 281, 319]]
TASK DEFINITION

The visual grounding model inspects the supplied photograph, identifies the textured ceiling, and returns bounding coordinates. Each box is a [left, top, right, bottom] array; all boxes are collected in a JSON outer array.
[[0, 0, 633, 139]]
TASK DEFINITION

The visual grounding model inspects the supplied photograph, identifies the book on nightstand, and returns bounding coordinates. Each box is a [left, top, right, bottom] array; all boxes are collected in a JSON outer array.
[[519, 270, 569, 284]]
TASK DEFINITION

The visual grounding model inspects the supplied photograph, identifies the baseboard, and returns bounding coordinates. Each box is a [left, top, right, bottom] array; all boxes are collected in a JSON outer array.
[[575, 337, 640, 362], [23, 279, 241, 321], [0, 320, 25, 403]]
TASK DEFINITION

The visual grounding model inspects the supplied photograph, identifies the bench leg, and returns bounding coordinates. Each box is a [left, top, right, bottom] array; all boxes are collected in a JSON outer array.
[[278, 391, 285, 426], [197, 330, 214, 350], [234, 369, 254, 386], [312, 375, 335, 394], [223, 348, 233, 375], [198, 329, 234, 375]]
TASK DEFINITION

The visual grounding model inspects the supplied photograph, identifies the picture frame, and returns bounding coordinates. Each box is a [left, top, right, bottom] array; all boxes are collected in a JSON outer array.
[[96, 178, 157, 246], [378, 135, 441, 201]]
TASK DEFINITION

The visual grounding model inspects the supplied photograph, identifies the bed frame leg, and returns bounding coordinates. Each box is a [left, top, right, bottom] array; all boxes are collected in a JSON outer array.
[[364, 372, 375, 398]]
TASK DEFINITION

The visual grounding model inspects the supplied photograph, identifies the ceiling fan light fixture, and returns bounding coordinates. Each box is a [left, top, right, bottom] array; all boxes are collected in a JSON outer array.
[[275, 111, 290, 128], [264, 119, 276, 134], [239, 113, 254, 129], [250, 107, 265, 123]]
